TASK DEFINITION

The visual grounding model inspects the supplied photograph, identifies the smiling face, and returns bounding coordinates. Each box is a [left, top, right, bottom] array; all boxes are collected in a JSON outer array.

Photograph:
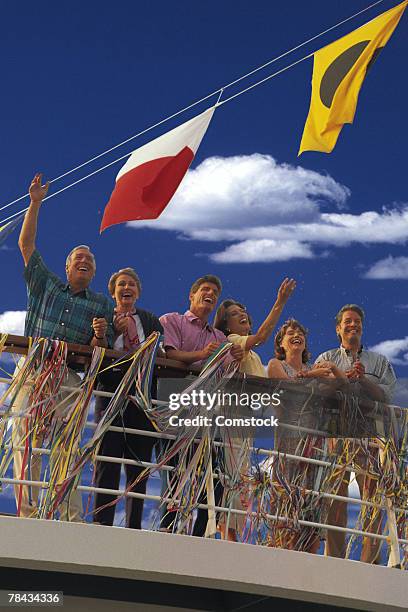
[[336, 309, 363, 348], [113, 273, 140, 312], [189, 282, 220, 321], [66, 247, 96, 291], [280, 325, 306, 357], [225, 304, 251, 336]]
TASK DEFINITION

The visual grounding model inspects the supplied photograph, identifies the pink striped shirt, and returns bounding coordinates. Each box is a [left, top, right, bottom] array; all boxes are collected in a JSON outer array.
[[159, 310, 228, 367]]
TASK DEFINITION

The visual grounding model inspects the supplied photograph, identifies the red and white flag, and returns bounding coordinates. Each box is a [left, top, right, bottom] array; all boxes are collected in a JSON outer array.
[[100, 107, 215, 231]]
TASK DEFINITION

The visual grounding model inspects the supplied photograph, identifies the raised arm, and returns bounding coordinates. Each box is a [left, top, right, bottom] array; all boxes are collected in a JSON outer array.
[[18, 173, 50, 266], [244, 278, 296, 352], [300, 361, 348, 381]]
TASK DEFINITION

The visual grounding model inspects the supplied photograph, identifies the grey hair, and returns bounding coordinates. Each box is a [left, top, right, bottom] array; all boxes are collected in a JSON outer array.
[[65, 245, 96, 270], [108, 267, 142, 296]]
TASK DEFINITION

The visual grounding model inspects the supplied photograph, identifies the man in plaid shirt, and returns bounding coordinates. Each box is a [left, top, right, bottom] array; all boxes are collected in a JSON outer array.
[[13, 173, 114, 520]]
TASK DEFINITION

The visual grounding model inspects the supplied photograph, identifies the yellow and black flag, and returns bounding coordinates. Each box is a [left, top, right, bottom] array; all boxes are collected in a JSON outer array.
[[299, 0, 407, 155]]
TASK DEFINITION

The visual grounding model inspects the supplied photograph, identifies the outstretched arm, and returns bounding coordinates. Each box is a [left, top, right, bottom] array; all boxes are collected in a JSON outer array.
[[166, 342, 221, 365], [244, 278, 296, 352], [299, 361, 348, 380], [18, 173, 50, 266]]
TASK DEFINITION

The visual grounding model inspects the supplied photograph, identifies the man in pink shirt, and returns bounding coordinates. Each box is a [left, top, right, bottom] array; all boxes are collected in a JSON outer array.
[[160, 274, 243, 366], [159, 274, 243, 536]]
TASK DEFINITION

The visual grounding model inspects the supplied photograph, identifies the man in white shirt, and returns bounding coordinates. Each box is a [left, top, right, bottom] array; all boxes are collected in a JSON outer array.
[[316, 304, 396, 563]]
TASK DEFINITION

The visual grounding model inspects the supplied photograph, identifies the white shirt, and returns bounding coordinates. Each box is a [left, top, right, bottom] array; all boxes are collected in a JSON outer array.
[[315, 346, 396, 403], [113, 313, 145, 350]]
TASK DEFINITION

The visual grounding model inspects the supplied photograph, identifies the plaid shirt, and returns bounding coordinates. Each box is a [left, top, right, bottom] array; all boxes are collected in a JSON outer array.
[[24, 249, 114, 347]]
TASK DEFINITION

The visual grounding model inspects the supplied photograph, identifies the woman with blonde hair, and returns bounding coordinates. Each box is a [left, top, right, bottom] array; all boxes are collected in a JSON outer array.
[[93, 267, 163, 529]]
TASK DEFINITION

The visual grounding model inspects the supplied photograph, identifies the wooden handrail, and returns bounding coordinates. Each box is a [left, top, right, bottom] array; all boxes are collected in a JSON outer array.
[[2, 333, 197, 376]]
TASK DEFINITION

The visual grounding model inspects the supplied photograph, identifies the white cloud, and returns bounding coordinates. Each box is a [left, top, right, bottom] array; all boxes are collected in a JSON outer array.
[[127, 154, 408, 263], [364, 256, 408, 279], [394, 379, 408, 405], [187, 209, 408, 246], [369, 337, 408, 366], [210, 239, 314, 263], [0, 311, 26, 336], [132, 154, 349, 232]]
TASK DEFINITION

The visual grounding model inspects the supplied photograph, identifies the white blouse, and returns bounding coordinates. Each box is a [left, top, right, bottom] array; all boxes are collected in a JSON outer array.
[[113, 313, 145, 350]]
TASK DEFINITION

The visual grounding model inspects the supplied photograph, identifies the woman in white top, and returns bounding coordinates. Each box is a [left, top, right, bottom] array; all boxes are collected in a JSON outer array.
[[214, 279, 296, 376], [213, 278, 296, 540]]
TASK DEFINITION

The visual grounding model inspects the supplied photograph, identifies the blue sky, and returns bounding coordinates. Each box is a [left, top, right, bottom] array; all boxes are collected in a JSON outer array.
[[1, 0, 408, 395], [0, 2, 406, 555]]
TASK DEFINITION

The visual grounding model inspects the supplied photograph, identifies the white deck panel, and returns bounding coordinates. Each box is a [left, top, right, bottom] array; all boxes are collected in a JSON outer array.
[[0, 516, 406, 611]]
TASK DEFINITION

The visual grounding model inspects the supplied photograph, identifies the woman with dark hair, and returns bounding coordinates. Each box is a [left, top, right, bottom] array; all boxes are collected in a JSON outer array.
[[213, 279, 296, 541], [214, 278, 296, 377], [93, 267, 163, 529], [268, 319, 344, 379], [266, 319, 346, 554], [267, 319, 310, 378]]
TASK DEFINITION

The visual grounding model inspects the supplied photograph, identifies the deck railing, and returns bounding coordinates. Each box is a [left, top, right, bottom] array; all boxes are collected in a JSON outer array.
[[0, 333, 407, 568]]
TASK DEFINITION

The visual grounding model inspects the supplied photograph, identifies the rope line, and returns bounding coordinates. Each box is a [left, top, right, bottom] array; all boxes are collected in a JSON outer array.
[[0, 0, 387, 225], [212, 0, 385, 93], [217, 52, 314, 108]]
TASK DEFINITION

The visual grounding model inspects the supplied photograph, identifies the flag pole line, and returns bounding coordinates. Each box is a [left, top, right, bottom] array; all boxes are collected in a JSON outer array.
[[0, 0, 387, 223], [0, 150, 138, 226], [0, 52, 316, 227], [0, 88, 222, 216], [213, 0, 385, 92], [216, 52, 314, 108]]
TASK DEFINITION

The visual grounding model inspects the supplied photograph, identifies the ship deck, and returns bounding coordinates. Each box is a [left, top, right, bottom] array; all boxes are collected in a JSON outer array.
[[0, 515, 406, 611]]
